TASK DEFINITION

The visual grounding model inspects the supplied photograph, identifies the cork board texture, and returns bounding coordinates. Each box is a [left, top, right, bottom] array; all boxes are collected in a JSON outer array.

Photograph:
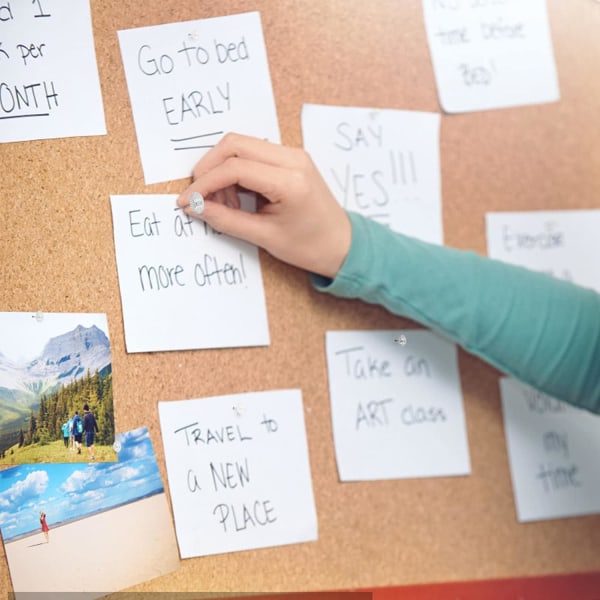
[[1, 0, 599, 594]]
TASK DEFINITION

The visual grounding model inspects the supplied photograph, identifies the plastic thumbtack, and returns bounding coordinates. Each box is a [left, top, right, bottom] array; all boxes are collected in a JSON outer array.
[[189, 191, 205, 214]]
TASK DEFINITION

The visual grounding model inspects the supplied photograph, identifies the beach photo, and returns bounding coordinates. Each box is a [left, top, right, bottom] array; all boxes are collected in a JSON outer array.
[[0, 312, 117, 464], [0, 427, 180, 597]]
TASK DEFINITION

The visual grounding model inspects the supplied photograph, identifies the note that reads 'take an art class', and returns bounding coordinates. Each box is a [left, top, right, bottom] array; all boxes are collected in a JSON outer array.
[[158, 390, 318, 558], [326, 330, 470, 481], [109, 194, 269, 353]]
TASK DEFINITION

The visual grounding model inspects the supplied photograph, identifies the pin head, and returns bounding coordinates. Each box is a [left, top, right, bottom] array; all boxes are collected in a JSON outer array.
[[394, 334, 407, 346]]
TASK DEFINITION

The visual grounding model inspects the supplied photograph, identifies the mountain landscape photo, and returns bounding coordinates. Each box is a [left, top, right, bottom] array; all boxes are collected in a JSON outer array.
[[0, 318, 113, 461]]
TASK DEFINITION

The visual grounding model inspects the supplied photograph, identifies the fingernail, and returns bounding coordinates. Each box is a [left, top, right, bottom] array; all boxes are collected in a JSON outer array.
[[189, 191, 205, 214]]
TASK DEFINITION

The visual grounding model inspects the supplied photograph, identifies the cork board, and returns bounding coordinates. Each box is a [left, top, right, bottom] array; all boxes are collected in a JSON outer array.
[[1, 0, 599, 593]]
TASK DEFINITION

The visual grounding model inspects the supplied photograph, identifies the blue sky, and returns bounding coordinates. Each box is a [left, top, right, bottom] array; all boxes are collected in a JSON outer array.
[[0, 311, 110, 363], [0, 428, 164, 541]]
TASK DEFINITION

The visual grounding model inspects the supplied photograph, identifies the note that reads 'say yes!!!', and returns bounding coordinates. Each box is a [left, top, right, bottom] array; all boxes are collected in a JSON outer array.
[[158, 390, 318, 558], [326, 330, 471, 481], [302, 104, 443, 245]]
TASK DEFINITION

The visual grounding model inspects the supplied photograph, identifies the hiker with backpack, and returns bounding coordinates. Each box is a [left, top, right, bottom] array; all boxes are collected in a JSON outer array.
[[83, 404, 99, 461], [72, 411, 83, 455]]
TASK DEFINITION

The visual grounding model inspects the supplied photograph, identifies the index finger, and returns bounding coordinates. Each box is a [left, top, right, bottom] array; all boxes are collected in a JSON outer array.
[[192, 132, 304, 179]]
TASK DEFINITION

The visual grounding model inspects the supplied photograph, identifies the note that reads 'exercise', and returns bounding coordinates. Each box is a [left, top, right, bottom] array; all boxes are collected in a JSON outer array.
[[110, 194, 270, 353], [486, 210, 600, 293], [118, 11, 280, 184], [158, 390, 318, 558], [326, 330, 470, 481]]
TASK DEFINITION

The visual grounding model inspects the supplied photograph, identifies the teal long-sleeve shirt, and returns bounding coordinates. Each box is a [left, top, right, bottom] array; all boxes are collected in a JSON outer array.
[[311, 211, 600, 414]]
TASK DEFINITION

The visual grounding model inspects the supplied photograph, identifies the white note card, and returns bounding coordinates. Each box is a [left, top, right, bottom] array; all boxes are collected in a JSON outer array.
[[109, 194, 269, 353], [158, 390, 318, 558], [118, 11, 280, 184], [486, 210, 600, 292], [0, 0, 106, 143], [302, 104, 443, 245], [422, 0, 560, 113], [500, 378, 600, 522], [326, 330, 470, 481]]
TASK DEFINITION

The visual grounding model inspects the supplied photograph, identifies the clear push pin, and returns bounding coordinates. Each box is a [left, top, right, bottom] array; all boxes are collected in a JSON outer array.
[[33, 311, 44, 322], [394, 334, 407, 346], [232, 404, 245, 417]]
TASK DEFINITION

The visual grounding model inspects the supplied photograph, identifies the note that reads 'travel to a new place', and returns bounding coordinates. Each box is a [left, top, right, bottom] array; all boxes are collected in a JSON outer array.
[[158, 389, 318, 558]]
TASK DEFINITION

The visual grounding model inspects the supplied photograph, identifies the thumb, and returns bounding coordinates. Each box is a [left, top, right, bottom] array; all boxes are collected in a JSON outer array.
[[193, 199, 271, 250]]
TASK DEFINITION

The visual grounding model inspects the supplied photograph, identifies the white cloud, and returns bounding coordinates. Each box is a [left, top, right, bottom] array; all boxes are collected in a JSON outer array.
[[115, 466, 140, 482], [61, 467, 98, 493], [0, 471, 48, 508]]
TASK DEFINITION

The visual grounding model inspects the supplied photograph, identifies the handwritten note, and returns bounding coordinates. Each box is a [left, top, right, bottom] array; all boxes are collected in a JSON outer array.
[[325, 330, 470, 481], [158, 390, 318, 558], [117, 11, 280, 184], [500, 378, 600, 522], [109, 194, 269, 353], [422, 0, 560, 113], [486, 210, 600, 292], [0, 0, 105, 143], [302, 104, 443, 244]]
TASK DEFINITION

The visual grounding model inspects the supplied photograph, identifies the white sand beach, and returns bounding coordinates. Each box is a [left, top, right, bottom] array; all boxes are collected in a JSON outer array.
[[5, 493, 180, 597]]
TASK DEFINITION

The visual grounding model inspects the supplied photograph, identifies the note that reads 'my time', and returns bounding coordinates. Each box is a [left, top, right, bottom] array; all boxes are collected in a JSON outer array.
[[325, 330, 471, 481], [500, 377, 600, 523], [158, 389, 318, 558]]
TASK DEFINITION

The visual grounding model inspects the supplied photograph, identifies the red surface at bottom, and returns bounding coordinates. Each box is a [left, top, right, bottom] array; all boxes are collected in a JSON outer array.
[[363, 571, 600, 599]]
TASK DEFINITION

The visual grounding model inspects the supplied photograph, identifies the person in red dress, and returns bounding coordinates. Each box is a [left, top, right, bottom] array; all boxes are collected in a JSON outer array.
[[40, 511, 50, 543]]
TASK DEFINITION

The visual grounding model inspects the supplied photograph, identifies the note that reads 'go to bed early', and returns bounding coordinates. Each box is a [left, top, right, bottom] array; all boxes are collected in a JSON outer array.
[[422, 0, 560, 113], [109, 194, 269, 353], [117, 11, 280, 184], [158, 390, 318, 558], [326, 330, 470, 481]]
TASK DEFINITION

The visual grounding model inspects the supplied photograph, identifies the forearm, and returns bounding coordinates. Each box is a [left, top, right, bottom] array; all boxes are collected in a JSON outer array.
[[312, 212, 600, 413]]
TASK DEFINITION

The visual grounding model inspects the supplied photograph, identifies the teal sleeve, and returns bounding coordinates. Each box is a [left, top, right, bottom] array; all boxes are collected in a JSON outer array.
[[311, 212, 600, 413]]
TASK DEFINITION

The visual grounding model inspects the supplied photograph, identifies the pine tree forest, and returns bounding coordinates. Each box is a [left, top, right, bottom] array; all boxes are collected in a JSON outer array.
[[21, 369, 114, 447]]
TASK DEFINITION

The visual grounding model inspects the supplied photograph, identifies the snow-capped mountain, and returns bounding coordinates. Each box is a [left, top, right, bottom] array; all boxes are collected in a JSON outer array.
[[0, 325, 111, 406]]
